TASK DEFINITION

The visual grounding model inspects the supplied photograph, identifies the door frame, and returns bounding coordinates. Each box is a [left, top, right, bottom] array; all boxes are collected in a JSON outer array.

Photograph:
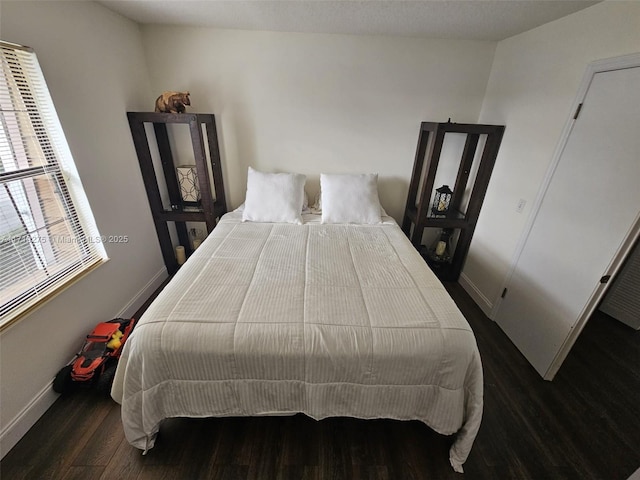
[[491, 52, 640, 380], [545, 214, 640, 379]]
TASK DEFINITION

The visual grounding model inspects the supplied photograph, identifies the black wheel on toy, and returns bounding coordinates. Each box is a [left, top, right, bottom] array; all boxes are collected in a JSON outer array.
[[52, 365, 74, 394], [95, 363, 117, 397]]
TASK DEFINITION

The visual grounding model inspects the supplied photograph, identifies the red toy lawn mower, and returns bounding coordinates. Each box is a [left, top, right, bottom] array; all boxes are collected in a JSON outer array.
[[53, 317, 135, 396]]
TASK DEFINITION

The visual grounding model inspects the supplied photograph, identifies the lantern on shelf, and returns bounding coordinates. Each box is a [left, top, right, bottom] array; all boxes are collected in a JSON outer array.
[[427, 228, 453, 264], [431, 185, 453, 216], [176, 165, 201, 206]]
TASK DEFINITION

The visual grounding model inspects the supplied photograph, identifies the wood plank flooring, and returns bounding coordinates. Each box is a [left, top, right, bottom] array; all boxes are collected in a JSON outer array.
[[1, 282, 638, 479]]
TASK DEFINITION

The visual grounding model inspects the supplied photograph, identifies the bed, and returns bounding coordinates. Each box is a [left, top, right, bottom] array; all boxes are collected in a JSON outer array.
[[112, 171, 483, 473]]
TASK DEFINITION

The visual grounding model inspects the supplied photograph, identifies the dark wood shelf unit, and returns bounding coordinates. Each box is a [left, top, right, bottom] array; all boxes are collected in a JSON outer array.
[[402, 121, 505, 281], [403, 206, 469, 229], [127, 112, 227, 274]]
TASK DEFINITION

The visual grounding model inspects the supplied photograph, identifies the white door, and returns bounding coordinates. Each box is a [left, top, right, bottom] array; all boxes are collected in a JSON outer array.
[[495, 63, 640, 379]]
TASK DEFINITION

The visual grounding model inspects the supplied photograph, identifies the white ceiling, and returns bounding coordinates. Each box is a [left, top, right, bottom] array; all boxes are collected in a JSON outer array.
[[98, 0, 600, 42]]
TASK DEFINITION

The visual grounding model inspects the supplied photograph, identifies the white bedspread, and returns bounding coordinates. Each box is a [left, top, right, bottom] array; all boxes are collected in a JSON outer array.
[[112, 212, 483, 472]]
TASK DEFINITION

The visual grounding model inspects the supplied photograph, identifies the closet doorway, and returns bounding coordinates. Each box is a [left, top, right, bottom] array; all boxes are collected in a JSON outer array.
[[494, 54, 640, 380]]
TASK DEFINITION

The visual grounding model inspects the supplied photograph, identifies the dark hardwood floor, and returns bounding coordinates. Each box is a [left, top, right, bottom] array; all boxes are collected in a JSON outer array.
[[1, 282, 638, 480]]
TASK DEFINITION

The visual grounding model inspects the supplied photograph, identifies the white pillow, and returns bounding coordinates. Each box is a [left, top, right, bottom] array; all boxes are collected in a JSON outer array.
[[302, 191, 310, 213], [313, 190, 389, 217], [236, 190, 310, 213], [242, 167, 306, 224], [320, 173, 382, 224]]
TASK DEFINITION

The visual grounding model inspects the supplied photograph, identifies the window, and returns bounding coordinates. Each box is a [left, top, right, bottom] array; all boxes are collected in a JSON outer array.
[[0, 41, 107, 329]]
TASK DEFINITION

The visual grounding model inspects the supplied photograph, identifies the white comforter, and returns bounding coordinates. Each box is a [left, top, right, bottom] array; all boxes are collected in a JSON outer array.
[[112, 212, 483, 472]]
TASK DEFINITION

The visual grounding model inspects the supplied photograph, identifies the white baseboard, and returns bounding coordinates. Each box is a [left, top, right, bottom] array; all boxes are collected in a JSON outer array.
[[1, 382, 58, 459], [459, 272, 495, 319], [116, 266, 168, 319], [0, 267, 168, 460]]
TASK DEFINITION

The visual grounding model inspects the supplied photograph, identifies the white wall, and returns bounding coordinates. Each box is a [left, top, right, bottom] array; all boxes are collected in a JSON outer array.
[[140, 27, 497, 221], [461, 1, 640, 315], [0, 1, 164, 457]]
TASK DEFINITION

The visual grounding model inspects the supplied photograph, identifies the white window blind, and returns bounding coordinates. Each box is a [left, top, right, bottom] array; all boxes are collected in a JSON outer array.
[[0, 41, 107, 329]]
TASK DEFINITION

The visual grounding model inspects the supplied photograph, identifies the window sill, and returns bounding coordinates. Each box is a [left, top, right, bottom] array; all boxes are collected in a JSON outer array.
[[0, 257, 109, 333]]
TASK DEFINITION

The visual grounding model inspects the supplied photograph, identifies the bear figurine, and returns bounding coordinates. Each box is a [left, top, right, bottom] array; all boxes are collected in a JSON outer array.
[[154, 91, 191, 113]]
